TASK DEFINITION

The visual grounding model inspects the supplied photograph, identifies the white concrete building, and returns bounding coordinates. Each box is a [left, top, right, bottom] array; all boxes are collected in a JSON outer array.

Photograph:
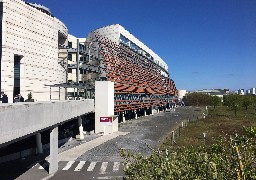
[[177, 90, 187, 99], [246, 89, 251, 95], [250, 88, 256, 95], [237, 89, 245, 95], [0, 0, 68, 101]]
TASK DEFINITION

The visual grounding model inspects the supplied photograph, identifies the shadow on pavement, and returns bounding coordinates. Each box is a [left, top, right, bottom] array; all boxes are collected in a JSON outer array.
[[0, 154, 49, 180]]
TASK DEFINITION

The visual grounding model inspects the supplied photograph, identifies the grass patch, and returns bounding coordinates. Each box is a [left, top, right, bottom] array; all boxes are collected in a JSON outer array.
[[161, 106, 256, 148]]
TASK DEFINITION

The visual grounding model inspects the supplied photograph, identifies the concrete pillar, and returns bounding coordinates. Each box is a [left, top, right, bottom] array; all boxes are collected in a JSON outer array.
[[36, 133, 43, 154], [144, 109, 147, 116], [151, 106, 153, 115], [95, 81, 114, 134], [157, 108, 159, 113], [134, 110, 138, 119], [122, 112, 126, 123], [49, 126, 58, 174], [78, 116, 84, 140]]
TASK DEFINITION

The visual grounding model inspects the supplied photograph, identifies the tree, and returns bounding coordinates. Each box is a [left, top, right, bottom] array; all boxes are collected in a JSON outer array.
[[224, 94, 241, 116], [27, 92, 32, 100], [184, 93, 211, 106], [210, 96, 221, 109], [26, 92, 34, 102], [242, 95, 252, 110]]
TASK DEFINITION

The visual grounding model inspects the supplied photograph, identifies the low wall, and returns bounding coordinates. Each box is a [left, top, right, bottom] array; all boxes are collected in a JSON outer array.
[[0, 100, 94, 145]]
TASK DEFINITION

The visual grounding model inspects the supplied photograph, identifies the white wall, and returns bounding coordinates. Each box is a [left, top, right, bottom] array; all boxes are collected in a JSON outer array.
[[0, 99, 94, 145], [1, 0, 68, 101]]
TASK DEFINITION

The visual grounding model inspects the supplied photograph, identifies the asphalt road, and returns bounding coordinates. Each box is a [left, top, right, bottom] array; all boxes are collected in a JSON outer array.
[[0, 106, 203, 180]]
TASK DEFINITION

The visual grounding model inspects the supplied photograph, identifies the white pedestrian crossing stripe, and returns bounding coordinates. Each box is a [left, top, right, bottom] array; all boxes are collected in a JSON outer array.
[[87, 161, 97, 171], [35, 161, 123, 174], [62, 161, 75, 170], [99, 162, 108, 174], [113, 162, 120, 172], [74, 161, 86, 171]]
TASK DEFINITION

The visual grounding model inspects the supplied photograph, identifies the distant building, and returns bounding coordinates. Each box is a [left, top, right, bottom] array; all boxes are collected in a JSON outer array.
[[250, 88, 256, 95], [237, 89, 245, 95], [191, 89, 230, 102], [235, 88, 255, 96], [193, 89, 229, 96], [177, 90, 187, 99]]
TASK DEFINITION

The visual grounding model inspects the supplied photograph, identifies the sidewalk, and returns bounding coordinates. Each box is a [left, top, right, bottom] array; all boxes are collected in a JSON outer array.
[[57, 131, 129, 161]]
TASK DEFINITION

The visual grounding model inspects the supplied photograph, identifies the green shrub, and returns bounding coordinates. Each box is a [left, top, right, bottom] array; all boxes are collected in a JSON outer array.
[[120, 127, 256, 179]]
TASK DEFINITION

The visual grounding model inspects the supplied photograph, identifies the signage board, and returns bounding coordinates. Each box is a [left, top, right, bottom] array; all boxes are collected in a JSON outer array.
[[100, 117, 112, 123]]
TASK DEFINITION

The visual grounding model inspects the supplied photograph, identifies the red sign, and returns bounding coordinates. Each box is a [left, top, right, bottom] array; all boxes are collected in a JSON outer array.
[[100, 117, 112, 123]]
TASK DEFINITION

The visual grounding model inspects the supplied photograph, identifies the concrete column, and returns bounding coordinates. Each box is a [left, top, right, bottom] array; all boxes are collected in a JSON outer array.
[[157, 108, 159, 113], [150, 106, 153, 115], [144, 109, 147, 116], [78, 116, 84, 140], [134, 110, 138, 119], [49, 126, 58, 174], [36, 133, 43, 154], [122, 112, 126, 123], [95, 81, 114, 134]]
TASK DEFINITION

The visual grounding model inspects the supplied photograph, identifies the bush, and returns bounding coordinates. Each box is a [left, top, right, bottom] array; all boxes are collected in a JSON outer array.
[[120, 127, 256, 179]]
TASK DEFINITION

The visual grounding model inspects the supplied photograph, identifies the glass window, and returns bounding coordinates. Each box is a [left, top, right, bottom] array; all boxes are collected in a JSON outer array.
[[68, 53, 72, 60], [79, 44, 85, 51], [68, 41, 72, 48], [120, 34, 129, 44]]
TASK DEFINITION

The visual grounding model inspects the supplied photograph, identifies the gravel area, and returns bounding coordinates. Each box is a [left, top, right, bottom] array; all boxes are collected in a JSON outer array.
[[76, 106, 203, 162]]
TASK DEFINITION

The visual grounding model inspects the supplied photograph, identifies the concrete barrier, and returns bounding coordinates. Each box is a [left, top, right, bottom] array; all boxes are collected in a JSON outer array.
[[0, 100, 94, 146]]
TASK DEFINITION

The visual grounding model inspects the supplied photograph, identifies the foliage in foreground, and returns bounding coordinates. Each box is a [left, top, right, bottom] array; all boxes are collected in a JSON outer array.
[[120, 127, 256, 180]]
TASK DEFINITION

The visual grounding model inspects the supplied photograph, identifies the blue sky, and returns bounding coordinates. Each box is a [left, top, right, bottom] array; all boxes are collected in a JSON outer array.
[[31, 0, 256, 91]]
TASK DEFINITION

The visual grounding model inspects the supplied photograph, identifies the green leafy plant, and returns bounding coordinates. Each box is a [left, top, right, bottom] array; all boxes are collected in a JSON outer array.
[[27, 92, 32, 100], [26, 92, 34, 102], [120, 128, 256, 179], [210, 96, 221, 109]]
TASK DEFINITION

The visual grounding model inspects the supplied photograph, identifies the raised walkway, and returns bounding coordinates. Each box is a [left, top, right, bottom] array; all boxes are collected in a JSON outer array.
[[0, 99, 94, 174], [0, 100, 94, 146]]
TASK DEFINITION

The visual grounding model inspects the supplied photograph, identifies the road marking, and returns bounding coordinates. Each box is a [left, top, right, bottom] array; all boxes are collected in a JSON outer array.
[[62, 161, 75, 170], [97, 176, 123, 179], [113, 162, 120, 172], [74, 161, 86, 171], [99, 162, 108, 174], [87, 161, 97, 171]]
